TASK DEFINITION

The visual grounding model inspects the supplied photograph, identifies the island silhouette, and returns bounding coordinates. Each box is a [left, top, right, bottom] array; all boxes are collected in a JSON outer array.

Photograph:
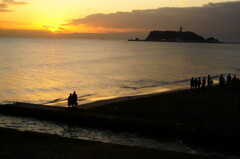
[[129, 27, 220, 43]]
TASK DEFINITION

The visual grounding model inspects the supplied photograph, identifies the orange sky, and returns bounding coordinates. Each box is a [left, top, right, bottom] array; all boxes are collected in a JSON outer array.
[[1, 0, 239, 34]]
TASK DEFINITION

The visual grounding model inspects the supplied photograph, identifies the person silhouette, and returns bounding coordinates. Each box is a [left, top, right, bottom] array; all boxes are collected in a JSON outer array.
[[68, 93, 73, 108], [202, 77, 206, 90], [207, 75, 211, 88], [219, 74, 225, 86], [232, 76, 237, 85], [72, 91, 78, 108], [227, 74, 232, 84], [211, 78, 213, 87], [190, 77, 194, 90], [197, 77, 201, 90], [194, 78, 198, 90]]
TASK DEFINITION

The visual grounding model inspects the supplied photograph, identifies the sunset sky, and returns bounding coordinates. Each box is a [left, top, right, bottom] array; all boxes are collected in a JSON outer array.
[[1, 0, 240, 42]]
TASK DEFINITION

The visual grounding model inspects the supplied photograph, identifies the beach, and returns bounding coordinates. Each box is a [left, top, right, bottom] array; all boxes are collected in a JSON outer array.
[[0, 127, 222, 159], [1, 84, 240, 158], [1, 1, 240, 158]]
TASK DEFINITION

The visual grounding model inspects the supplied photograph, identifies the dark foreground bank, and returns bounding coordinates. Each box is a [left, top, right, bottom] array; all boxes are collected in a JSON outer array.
[[1, 85, 240, 158], [0, 127, 224, 159]]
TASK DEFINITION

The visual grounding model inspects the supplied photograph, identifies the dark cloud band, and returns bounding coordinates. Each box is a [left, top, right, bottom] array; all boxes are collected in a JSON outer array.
[[0, 0, 27, 12], [68, 1, 240, 42]]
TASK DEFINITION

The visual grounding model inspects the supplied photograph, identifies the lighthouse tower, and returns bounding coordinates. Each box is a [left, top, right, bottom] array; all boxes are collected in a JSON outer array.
[[179, 27, 183, 32]]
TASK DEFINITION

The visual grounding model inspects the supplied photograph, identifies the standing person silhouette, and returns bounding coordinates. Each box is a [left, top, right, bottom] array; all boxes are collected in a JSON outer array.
[[68, 93, 73, 108], [197, 77, 201, 90], [207, 75, 212, 88], [194, 78, 198, 90], [190, 77, 194, 90], [219, 74, 225, 86], [227, 74, 232, 84], [232, 76, 237, 85], [72, 91, 78, 108], [202, 77, 206, 90]]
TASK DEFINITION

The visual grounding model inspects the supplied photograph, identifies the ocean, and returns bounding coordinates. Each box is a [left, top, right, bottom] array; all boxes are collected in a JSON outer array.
[[0, 37, 240, 106]]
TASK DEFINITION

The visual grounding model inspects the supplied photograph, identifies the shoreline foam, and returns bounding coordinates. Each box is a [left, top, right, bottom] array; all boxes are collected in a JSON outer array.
[[45, 83, 190, 107], [0, 127, 223, 159]]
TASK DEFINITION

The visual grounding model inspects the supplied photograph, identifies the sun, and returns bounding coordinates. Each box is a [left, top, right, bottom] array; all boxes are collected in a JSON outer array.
[[43, 24, 69, 33], [45, 25, 60, 32]]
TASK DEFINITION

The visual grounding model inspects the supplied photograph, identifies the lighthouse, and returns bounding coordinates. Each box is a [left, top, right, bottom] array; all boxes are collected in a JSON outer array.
[[179, 27, 183, 32]]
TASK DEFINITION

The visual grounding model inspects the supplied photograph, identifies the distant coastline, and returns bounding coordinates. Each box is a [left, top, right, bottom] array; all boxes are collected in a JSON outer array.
[[129, 28, 221, 43]]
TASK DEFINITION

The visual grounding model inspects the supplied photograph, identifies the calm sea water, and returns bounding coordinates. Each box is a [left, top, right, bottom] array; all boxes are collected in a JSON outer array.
[[0, 37, 240, 106]]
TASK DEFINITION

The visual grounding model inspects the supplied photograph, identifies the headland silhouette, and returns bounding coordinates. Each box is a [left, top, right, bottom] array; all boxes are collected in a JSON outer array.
[[129, 27, 220, 43]]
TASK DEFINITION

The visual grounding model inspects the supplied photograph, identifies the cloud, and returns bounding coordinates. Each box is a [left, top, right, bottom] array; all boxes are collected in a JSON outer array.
[[0, 0, 27, 12], [0, 28, 148, 39], [67, 1, 240, 42], [42, 25, 68, 32], [0, 3, 10, 11], [0, 3, 7, 8], [3, 0, 27, 5], [0, 29, 57, 38]]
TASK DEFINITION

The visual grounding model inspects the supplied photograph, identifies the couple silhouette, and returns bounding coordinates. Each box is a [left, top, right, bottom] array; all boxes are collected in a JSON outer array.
[[68, 91, 78, 108]]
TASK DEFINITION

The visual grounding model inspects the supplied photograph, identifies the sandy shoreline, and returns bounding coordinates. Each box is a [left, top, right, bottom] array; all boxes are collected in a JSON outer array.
[[43, 83, 190, 107], [1, 84, 240, 158], [1, 85, 240, 137], [1, 127, 224, 159]]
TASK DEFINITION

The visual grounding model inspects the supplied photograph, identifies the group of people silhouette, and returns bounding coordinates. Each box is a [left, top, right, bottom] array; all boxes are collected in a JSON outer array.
[[219, 74, 238, 86], [190, 74, 239, 90], [190, 75, 211, 90], [68, 91, 78, 108]]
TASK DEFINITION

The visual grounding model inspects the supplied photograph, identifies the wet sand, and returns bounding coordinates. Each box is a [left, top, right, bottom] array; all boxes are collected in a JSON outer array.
[[1, 84, 240, 158], [0, 127, 222, 159]]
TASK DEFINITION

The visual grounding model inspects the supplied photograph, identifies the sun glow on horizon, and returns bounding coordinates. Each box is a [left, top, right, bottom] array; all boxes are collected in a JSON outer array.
[[43, 25, 64, 33], [1, 0, 239, 38]]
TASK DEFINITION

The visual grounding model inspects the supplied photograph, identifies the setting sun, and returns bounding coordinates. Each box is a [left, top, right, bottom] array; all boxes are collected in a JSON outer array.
[[45, 25, 61, 32]]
